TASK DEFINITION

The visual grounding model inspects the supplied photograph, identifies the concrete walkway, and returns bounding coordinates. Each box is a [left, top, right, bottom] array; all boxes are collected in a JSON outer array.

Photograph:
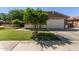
[[0, 41, 79, 51], [0, 41, 20, 51]]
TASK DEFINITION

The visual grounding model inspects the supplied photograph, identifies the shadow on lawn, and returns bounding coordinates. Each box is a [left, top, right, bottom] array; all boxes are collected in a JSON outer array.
[[32, 33, 73, 50]]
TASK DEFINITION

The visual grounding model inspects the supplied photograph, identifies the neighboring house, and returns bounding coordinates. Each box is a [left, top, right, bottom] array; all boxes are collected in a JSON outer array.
[[0, 20, 5, 25], [66, 16, 79, 28]]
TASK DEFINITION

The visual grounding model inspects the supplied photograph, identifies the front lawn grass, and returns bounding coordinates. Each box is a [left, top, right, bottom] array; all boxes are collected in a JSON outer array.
[[0, 29, 33, 41]]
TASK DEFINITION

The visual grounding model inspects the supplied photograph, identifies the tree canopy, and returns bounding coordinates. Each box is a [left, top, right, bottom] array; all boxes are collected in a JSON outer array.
[[0, 8, 48, 28], [23, 8, 48, 26], [0, 13, 6, 20], [9, 9, 24, 21]]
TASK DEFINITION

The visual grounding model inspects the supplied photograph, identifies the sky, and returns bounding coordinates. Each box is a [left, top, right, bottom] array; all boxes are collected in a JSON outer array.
[[0, 7, 79, 16]]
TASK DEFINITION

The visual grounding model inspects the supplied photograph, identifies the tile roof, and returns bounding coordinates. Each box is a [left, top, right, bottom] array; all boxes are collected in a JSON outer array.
[[47, 11, 69, 18]]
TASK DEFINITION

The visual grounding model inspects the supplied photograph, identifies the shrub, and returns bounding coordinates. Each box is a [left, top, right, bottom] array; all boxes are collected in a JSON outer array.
[[12, 19, 22, 27], [37, 33, 60, 41]]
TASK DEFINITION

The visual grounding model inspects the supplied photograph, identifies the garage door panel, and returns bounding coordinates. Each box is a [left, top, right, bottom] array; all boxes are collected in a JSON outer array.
[[47, 19, 64, 28]]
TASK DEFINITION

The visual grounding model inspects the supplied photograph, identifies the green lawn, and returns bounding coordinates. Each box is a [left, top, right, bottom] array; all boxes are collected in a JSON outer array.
[[0, 28, 59, 41], [0, 29, 33, 41]]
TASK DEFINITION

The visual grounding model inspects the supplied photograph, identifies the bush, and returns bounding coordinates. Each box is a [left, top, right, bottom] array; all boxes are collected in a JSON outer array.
[[37, 33, 60, 41], [12, 19, 22, 27]]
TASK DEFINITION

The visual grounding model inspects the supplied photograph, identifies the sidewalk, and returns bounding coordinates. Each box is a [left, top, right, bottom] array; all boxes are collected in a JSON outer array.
[[0, 41, 79, 51], [0, 41, 20, 51]]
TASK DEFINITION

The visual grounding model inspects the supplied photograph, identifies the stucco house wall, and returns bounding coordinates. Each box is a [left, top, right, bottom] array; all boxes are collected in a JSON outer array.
[[76, 21, 79, 27]]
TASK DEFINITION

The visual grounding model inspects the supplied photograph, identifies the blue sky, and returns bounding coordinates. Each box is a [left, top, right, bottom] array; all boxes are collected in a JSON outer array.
[[0, 7, 79, 16]]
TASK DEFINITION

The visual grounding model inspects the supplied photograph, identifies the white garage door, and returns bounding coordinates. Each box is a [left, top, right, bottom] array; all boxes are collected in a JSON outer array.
[[47, 19, 64, 28]]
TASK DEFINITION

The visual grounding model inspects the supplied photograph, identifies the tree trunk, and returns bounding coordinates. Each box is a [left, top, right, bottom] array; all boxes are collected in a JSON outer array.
[[39, 24, 41, 30], [32, 24, 39, 40]]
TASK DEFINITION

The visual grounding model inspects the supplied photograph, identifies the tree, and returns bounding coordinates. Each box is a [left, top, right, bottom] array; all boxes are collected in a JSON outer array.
[[23, 8, 48, 39], [35, 8, 48, 29], [23, 8, 39, 36], [9, 9, 24, 21], [12, 19, 22, 27], [5, 14, 13, 24], [0, 13, 6, 20], [0, 13, 13, 24]]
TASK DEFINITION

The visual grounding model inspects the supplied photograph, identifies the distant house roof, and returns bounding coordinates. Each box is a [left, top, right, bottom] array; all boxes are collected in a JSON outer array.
[[47, 11, 69, 19], [67, 16, 79, 21], [0, 20, 5, 22], [0, 20, 4, 21]]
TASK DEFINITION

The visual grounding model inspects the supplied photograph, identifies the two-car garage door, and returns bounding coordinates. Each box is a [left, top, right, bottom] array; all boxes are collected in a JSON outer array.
[[47, 19, 64, 29]]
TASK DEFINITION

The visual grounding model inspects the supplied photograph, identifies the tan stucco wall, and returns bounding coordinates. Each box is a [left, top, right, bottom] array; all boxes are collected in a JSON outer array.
[[74, 21, 79, 27], [77, 22, 79, 27], [47, 18, 64, 28]]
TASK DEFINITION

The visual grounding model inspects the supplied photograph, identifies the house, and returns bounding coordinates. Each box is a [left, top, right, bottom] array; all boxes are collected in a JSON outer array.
[[66, 16, 79, 28], [46, 11, 69, 29], [25, 11, 69, 29], [0, 20, 5, 25]]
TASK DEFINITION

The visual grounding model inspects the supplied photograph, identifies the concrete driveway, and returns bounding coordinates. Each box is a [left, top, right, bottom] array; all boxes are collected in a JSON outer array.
[[51, 30, 79, 41], [50, 30, 79, 51], [0, 29, 79, 51]]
